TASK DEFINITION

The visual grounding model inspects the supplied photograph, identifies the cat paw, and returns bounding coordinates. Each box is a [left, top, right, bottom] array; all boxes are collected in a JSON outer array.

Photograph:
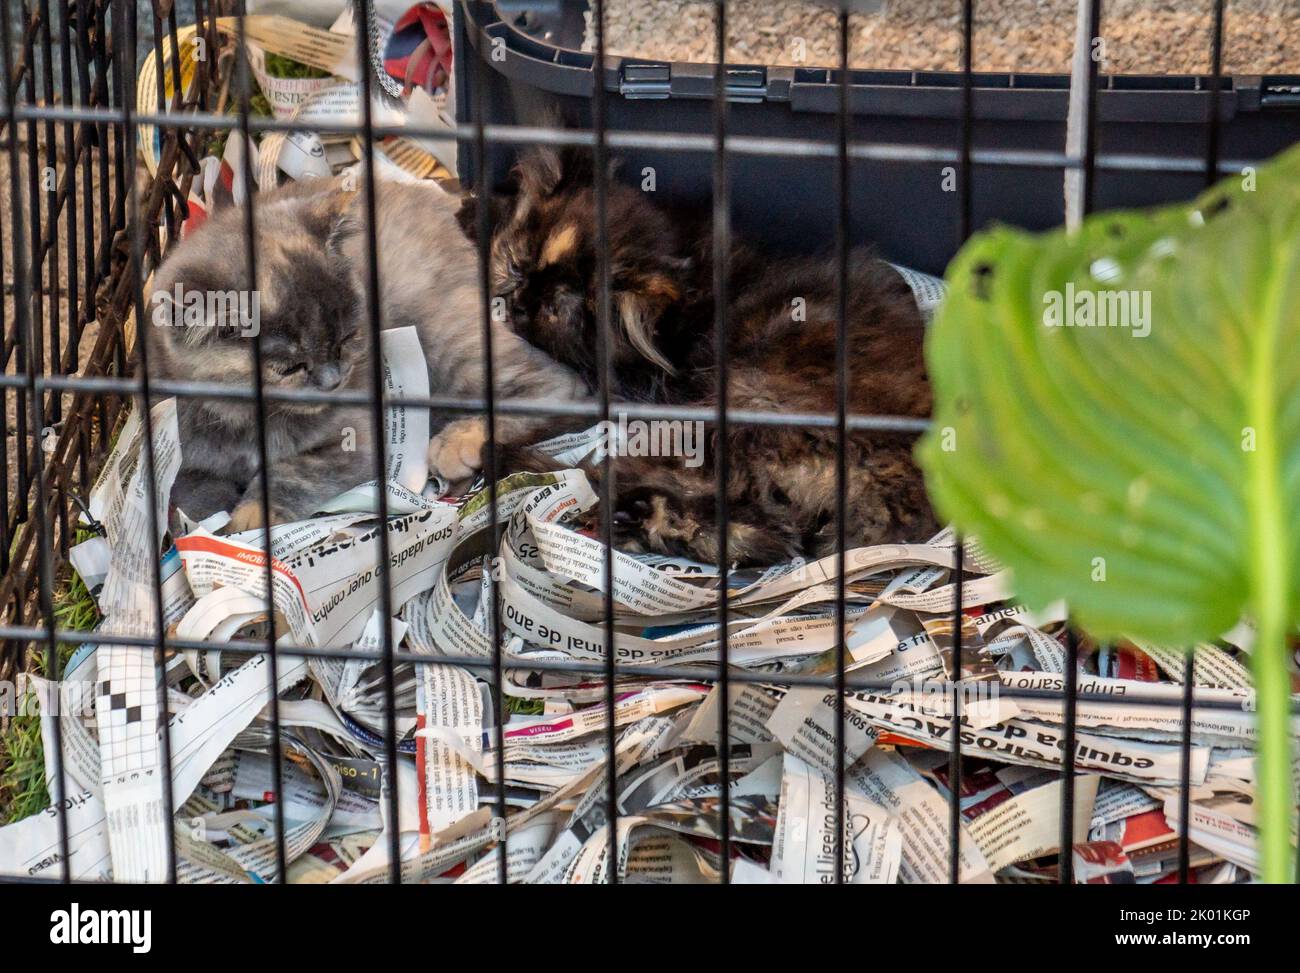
[[227, 500, 290, 534], [428, 418, 486, 482]]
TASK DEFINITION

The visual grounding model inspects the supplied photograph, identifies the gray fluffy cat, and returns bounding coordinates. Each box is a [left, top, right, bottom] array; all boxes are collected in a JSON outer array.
[[147, 176, 588, 531]]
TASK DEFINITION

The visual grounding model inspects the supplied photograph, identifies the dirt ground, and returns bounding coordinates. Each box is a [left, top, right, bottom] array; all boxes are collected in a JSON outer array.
[[591, 0, 1300, 74]]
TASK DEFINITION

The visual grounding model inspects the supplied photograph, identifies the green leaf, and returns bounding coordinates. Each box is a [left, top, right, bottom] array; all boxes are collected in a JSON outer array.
[[919, 145, 1300, 882]]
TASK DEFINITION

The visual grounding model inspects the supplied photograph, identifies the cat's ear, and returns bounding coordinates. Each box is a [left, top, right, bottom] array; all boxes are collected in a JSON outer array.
[[513, 146, 564, 199], [455, 193, 480, 240], [614, 273, 682, 375], [455, 192, 512, 243], [299, 190, 360, 255]]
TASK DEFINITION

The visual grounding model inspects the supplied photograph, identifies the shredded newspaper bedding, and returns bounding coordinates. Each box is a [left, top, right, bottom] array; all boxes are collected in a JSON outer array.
[[0, 321, 1272, 882], [0, 1, 1275, 886]]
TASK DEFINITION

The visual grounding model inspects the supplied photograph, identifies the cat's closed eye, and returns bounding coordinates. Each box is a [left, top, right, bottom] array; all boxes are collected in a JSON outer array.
[[277, 361, 308, 377]]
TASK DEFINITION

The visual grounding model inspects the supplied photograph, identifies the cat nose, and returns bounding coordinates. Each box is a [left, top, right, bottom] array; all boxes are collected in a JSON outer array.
[[312, 364, 342, 391]]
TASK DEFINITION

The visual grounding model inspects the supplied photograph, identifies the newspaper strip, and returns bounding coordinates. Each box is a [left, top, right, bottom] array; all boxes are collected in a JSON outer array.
[[89, 398, 182, 882], [848, 749, 995, 884], [965, 775, 1099, 872], [771, 753, 902, 884], [417, 664, 482, 836]]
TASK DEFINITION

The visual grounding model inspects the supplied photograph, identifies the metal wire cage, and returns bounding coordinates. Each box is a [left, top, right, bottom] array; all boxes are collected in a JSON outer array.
[[0, 0, 1283, 884]]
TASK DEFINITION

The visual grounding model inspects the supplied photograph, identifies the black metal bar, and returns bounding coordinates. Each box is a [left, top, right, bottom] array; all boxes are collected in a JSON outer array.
[[958, 0, 974, 244], [151, 12, 173, 250], [69, 0, 94, 493], [55, 0, 79, 416], [591, 0, 620, 886], [947, 544, 965, 884], [17, 1, 38, 516], [1080, 0, 1103, 214], [1177, 652, 1195, 882], [712, 0, 733, 884], [1203, 0, 1225, 188], [467, 0, 509, 885], [1057, 0, 1102, 886], [52, 0, 79, 508], [831, 2, 850, 886], [118, 0, 178, 885], [37, 0, 59, 440], [1058, 627, 1081, 884], [231, 4, 289, 884], [1180, 0, 1225, 886], [350, 0, 403, 885], [948, 0, 975, 886], [0, 0, 70, 882], [101, 0, 125, 442]]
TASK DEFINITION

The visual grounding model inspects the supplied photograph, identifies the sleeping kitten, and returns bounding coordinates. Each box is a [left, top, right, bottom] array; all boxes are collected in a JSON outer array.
[[463, 146, 937, 565], [146, 175, 588, 530]]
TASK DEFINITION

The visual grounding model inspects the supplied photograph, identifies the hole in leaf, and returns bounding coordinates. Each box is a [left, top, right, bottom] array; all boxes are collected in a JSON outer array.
[[970, 262, 994, 300], [1203, 194, 1232, 220]]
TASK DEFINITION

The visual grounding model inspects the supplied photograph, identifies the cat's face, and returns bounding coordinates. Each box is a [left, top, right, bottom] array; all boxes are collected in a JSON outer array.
[[486, 147, 693, 381], [147, 189, 364, 417]]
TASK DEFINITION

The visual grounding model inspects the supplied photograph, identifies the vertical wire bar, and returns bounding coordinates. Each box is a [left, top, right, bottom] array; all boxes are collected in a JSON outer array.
[[109, 0, 125, 256], [947, 0, 975, 886], [165, 14, 184, 146], [231, 6, 288, 883], [104, 0, 127, 433], [56, 0, 79, 407], [466, 1, 508, 886], [53, 0, 80, 518], [81, 4, 108, 444], [193, 0, 210, 114], [1177, 653, 1195, 881], [0, 0, 70, 881], [165, 12, 193, 260], [94, 0, 111, 285], [150, 12, 174, 248], [1180, 0, 1224, 885], [18, 3, 37, 511], [74, 0, 96, 485], [1058, 0, 1101, 887], [75, 0, 94, 343], [1079, 0, 1102, 216], [591, 0, 620, 884], [947, 548, 965, 882], [119, 0, 178, 884], [712, 0, 732, 882], [351, 0, 403, 883], [0, 0, 8, 574], [1, 32, 8, 584], [1202, 0, 1225, 189], [37, 0, 59, 439], [831, 1, 848, 886], [1058, 627, 1080, 884], [594, 13, 618, 883]]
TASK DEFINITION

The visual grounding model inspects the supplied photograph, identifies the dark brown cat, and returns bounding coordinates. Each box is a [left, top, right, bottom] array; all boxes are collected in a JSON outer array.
[[465, 147, 938, 565]]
